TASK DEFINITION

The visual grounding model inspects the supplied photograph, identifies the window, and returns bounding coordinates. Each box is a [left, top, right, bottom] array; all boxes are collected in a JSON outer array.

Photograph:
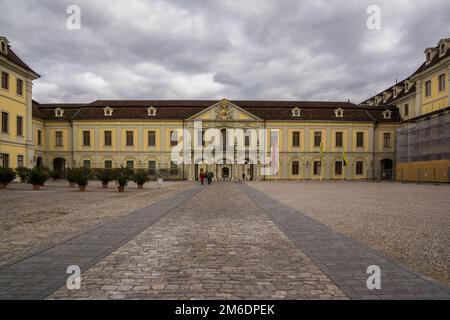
[[335, 131, 343, 147], [37, 129, 42, 145], [2, 112, 8, 133], [54, 108, 64, 117], [148, 160, 156, 174], [334, 108, 344, 118], [55, 131, 63, 146], [313, 161, 321, 175], [356, 132, 364, 147], [104, 131, 112, 146], [83, 160, 91, 168], [170, 161, 178, 175], [291, 107, 301, 117], [126, 131, 134, 146], [170, 130, 178, 146], [245, 134, 250, 146], [82, 130, 91, 146], [405, 82, 409, 92], [104, 160, 113, 169], [440, 43, 446, 56], [103, 107, 113, 116], [426, 51, 431, 63], [148, 130, 156, 146], [126, 160, 134, 169], [16, 79, 23, 95], [17, 155, 24, 167], [425, 80, 431, 97], [16, 116, 23, 136], [356, 161, 364, 175], [292, 160, 299, 175], [292, 131, 300, 147], [438, 74, 446, 92], [404, 104, 409, 117], [335, 161, 342, 175], [314, 132, 321, 147], [1, 71, 9, 90], [383, 132, 391, 148], [1, 42, 5, 53], [147, 106, 157, 116], [0, 153, 9, 167]]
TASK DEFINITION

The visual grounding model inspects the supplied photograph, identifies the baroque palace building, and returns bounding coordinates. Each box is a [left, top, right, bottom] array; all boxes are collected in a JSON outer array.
[[2, 35, 449, 182], [361, 38, 450, 182]]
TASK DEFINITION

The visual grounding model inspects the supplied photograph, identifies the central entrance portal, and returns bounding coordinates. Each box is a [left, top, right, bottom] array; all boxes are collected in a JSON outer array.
[[221, 167, 230, 180]]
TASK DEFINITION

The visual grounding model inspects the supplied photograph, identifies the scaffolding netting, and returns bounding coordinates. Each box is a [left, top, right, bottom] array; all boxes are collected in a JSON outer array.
[[397, 111, 450, 163]]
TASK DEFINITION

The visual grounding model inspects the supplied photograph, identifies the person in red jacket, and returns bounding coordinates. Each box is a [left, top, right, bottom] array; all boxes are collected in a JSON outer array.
[[199, 172, 205, 185]]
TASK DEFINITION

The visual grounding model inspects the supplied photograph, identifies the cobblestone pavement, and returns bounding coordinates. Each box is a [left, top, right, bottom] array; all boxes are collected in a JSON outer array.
[[238, 183, 450, 300], [2, 182, 449, 300], [49, 182, 345, 300], [0, 180, 192, 268], [0, 186, 202, 299]]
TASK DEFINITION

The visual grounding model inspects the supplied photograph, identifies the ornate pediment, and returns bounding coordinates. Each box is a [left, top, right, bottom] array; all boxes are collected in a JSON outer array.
[[187, 99, 262, 121]]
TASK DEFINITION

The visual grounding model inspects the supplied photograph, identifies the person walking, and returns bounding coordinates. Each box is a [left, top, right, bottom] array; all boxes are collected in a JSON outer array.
[[242, 173, 246, 181], [199, 172, 205, 185], [207, 171, 213, 185]]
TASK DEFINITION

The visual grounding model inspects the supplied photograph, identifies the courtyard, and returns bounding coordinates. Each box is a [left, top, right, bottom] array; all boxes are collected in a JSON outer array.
[[0, 180, 449, 299]]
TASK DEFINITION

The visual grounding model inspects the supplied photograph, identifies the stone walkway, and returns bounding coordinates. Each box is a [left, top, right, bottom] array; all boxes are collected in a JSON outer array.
[[1, 182, 449, 300]]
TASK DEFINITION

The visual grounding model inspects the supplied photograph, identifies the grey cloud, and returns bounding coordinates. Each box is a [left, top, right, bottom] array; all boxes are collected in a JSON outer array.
[[1, 0, 449, 103]]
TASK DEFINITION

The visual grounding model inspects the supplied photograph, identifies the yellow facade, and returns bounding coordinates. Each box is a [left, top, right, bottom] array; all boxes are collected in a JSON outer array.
[[0, 36, 39, 168]]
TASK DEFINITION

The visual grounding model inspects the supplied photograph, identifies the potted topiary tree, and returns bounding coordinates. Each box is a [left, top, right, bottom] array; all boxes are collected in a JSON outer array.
[[72, 167, 90, 192], [39, 166, 51, 187], [49, 170, 60, 181], [15, 167, 30, 183], [0, 167, 16, 189], [66, 168, 76, 187], [114, 167, 131, 192], [26, 167, 49, 190], [96, 168, 114, 188], [132, 169, 150, 189]]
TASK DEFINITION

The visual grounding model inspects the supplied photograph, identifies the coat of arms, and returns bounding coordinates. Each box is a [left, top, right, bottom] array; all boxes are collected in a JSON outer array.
[[215, 101, 233, 120]]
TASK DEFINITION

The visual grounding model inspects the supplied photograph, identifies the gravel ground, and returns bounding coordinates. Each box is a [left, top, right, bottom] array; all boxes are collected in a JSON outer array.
[[0, 180, 193, 267], [246, 181, 450, 287]]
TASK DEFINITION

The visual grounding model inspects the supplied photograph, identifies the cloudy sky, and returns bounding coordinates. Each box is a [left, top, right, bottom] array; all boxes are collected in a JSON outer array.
[[1, 0, 449, 103]]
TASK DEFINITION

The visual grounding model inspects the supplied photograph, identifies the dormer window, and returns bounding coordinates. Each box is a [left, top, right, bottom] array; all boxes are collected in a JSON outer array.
[[54, 108, 64, 118], [103, 106, 113, 116], [383, 92, 388, 103], [374, 96, 382, 105], [291, 107, 301, 117], [440, 43, 446, 57], [405, 82, 409, 92], [334, 108, 344, 118], [147, 106, 157, 116], [425, 47, 438, 64], [382, 110, 392, 119], [0, 37, 8, 54]]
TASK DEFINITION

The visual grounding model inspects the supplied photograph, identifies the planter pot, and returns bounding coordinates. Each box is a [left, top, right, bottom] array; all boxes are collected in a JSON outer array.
[[137, 184, 143, 189], [102, 182, 108, 188], [32, 184, 40, 190], [79, 185, 86, 192], [69, 182, 76, 187], [118, 185, 125, 192], [0, 183, 7, 189]]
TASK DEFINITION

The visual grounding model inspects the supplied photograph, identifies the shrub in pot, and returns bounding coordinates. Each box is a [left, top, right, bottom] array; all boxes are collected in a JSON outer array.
[[114, 167, 131, 192], [0, 167, 16, 189], [26, 167, 49, 190], [72, 167, 90, 191], [132, 169, 150, 189], [39, 166, 51, 186], [66, 168, 76, 187], [96, 168, 114, 188], [15, 167, 30, 183]]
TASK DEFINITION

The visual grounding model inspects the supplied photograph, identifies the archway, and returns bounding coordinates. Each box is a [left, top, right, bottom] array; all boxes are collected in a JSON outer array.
[[53, 158, 66, 178], [36, 157, 43, 167], [380, 159, 393, 180]]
